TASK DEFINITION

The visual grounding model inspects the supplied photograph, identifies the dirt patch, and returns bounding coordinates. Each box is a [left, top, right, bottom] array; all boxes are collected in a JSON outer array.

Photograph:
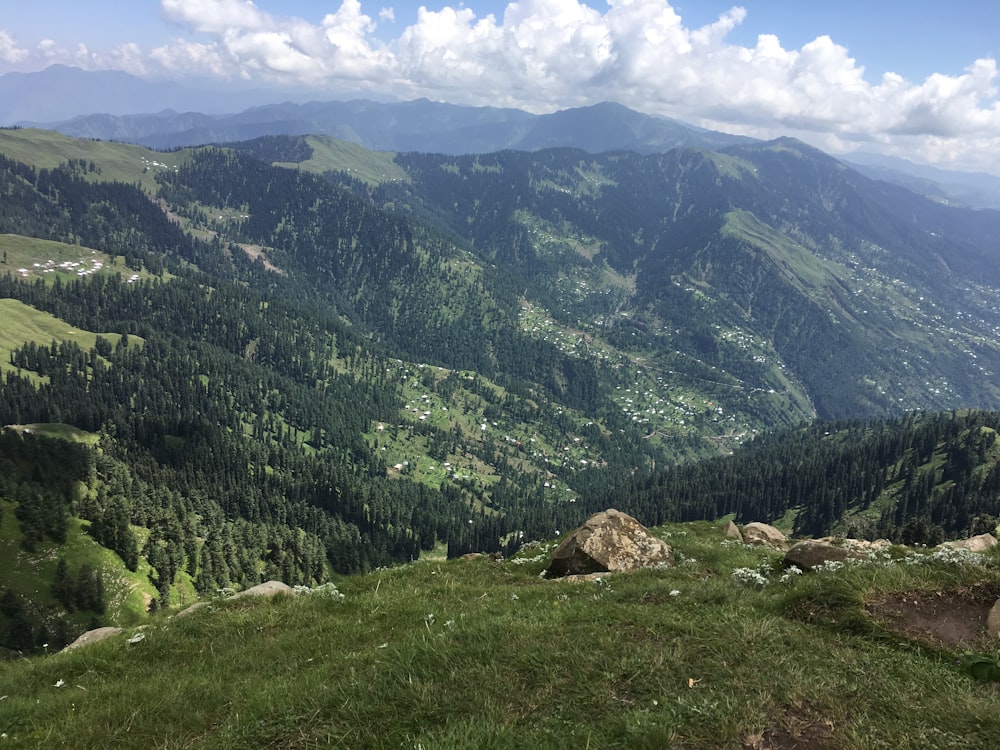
[[744, 701, 835, 749], [865, 584, 1000, 649], [236, 243, 284, 274]]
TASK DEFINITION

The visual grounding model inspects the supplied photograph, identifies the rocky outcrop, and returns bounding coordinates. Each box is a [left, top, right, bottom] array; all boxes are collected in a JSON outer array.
[[63, 626, 123, 651], [940, 533, 998, 553], [987, 600, 1000, 639], [740, 522, 787, 549], [232, 580, 294, 598], [834, 537, 892, 553], [545, 509, 674, 577], [722, 520, 743, 541], [176, 602, 210, 617], [784, 540, 868, 571]]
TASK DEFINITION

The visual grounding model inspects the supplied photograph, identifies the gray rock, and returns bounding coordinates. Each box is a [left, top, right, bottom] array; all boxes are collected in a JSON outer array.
[[784, 540, 867, 571], [545, 509, 673, 578], [232, 580, 294, 598], [63, 626, 123, 651], [722, 520, 743, 541], [940, 533, 998, 553], [176, 602, 210, 617], [987, 599, 1000, 639], [741, 522, 787, 549]]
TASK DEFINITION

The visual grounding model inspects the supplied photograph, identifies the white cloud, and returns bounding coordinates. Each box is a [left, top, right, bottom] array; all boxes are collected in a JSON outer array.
[[145, 0, 1000, 171], [107, 43, 150, 77], [379, 7, 395, 23], [161, 0, 270, 35], [0, 30, 28, 64], [149, 40, 234, 78]]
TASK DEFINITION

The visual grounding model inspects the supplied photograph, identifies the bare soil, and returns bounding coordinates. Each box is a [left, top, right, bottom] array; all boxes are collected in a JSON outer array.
[[744, 701, 835, 750], [865, 583, 1000, 649]]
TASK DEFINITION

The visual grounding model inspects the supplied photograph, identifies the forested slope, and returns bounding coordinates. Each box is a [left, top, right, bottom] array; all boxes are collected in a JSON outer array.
[[2, 128, 1000, 655]]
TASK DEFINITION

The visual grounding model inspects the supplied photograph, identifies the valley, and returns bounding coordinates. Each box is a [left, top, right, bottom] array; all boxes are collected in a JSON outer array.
[[2, 125, 1000, 664]]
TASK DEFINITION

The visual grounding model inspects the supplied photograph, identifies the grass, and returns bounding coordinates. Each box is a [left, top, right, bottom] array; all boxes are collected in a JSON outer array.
[[3, 522, 1000, 748], [5, 423, 100, 445], [289, 136, 410, 185], [0, 233, 151, 286], [0, 298, 137, 382], [0, 128, 191, 192], [0, 501, 155, 632]]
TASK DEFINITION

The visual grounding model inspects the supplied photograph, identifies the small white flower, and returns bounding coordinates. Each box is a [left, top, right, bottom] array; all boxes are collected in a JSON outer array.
[[669, 589, 681, 596], [510, 593, 519, 601], [779, 565, 804, 583], [732, 567, 769, 587], [54, 679, 65, 688]]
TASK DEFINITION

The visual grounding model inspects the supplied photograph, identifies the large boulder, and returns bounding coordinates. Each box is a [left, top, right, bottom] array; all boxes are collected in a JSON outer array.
[[722, 520, 743, 541], [940, 533, 998, 553], [63, 626, 123, 651], [232, 580, 294, 599], [176, 602, 210, 617], [987, 600, 1000, 639], [784, 540, 868, 571], [545, 509, 673, 577], [741, 522, 787, 549]]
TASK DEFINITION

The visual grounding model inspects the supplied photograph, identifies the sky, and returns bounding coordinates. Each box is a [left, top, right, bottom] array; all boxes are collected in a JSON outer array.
[[1, 0, 999, 174]]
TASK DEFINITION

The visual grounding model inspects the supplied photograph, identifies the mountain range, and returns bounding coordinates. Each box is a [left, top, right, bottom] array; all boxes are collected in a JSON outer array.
[[28, 97, 750, 155], [7, 65, 1000, 209], [2, 102, 1000, 658]]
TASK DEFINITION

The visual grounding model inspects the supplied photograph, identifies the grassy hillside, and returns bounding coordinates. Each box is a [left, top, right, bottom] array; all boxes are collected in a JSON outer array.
[[297, 135, 410, 184], [3, 521, 1000, 748], [0, 233, 150, 285], [0, 298, 136, 382], [0, 128, 189, 191]]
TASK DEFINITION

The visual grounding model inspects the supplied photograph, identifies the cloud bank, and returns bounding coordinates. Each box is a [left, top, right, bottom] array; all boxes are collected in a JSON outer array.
[[4, 0, 1000, 173]]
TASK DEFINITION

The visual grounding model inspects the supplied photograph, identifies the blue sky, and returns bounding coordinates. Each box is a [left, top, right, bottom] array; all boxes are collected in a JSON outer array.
[[1, 1, 999, 172]]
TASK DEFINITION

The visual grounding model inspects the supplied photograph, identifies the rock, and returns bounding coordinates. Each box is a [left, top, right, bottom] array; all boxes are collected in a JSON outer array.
[[176, 602, 210, 617], [987, 600, 1000, 639], [841, 538, 892, 552], [741, 522, 787, 549], [784, 540, 868, 571], [545, 509, 673, 578], [63, 626, 123, 651], [232, 580, 294, 599], [941, 533, 998, 553], [722, 520, 743, 541]]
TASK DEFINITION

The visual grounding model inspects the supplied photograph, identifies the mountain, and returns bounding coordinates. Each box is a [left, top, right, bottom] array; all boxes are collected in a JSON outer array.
[[303, 134, 1000, 420], [0, 65, 293, 125], [34, 98, 752, 154], [2, 127, 1000, 658], [846, 151, 1000, 211]]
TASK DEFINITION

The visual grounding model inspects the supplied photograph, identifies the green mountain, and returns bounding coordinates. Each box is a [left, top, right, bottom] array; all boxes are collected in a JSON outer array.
[[2, 127, 1000, 655]]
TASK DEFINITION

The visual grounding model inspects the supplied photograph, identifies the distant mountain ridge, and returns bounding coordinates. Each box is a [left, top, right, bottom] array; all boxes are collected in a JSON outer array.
[[31, 98, 754, 155], [7, 65, 1000, 209], [846, 152, 1000, 211], [0, 65, 290, 124]]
